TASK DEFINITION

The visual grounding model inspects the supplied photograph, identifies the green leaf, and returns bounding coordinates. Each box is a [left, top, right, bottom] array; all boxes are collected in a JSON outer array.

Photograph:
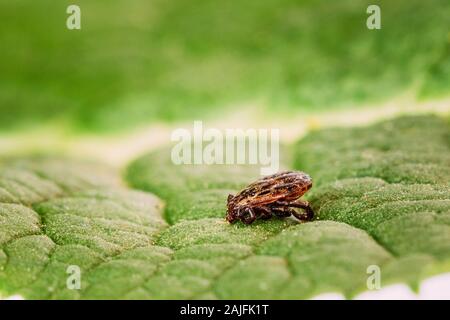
[[294, 115, 450, 186], [124, 115, 449, 298], [1, 115, 449, 299], [294, 115, 450, 266], [0, 158, 167, 299], [1, 0, 449, 132], [126, 148, 266, 224]]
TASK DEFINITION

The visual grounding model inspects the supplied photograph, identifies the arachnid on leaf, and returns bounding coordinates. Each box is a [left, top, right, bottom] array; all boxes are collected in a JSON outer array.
[[226, 171, 314, 224]]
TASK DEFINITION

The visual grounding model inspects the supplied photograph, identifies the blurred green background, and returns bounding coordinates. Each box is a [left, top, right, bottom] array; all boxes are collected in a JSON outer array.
[[0, 0, 449, 133]]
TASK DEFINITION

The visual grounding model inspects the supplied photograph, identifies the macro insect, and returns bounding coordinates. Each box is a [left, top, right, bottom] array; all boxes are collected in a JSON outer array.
[[226, 171, 314, 225]]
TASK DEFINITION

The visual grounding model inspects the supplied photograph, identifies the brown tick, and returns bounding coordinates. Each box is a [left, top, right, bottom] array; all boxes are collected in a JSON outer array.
[[226, 171, 314, 224]]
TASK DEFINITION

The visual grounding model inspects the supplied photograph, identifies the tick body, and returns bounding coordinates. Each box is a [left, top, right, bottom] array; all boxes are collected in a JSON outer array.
[[226, 171, 314, 225]]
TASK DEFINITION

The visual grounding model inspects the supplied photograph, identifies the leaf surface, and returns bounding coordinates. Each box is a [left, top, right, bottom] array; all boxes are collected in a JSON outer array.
[[1, 115, 449, 299]]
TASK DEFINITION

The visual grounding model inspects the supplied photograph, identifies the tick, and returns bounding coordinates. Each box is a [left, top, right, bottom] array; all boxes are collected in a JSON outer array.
[[226, 171, 314, 224]]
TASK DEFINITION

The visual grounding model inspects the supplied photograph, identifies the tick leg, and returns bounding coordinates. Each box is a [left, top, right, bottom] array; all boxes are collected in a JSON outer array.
[[290, 200, 314, 221], [273, 200, 314, 221], [242, 207, 257, 224], [256, 207, 272, 220], [270, 207, 295, 218], [234, 207, 247, 223]]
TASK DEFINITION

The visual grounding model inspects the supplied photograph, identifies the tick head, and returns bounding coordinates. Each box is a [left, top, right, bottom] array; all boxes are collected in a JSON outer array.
[[226, 212, 237, 223], [226, 194, 238, 223], [226, 207, 238, 223]]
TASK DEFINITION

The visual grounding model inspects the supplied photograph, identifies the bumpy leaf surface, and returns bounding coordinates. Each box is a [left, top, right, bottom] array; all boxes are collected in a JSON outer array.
[[1, 115, 449, 299]]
